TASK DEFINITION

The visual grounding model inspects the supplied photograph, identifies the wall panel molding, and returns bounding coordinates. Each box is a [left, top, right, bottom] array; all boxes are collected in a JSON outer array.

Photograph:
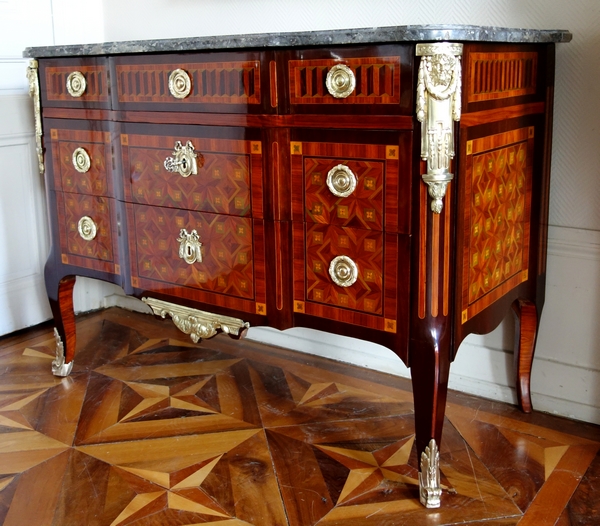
[[0, 94, 52, 334]]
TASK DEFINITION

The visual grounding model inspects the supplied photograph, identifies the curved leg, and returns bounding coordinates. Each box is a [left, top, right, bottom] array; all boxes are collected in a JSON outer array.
[[410, 338, 451, 508], [512, 299, 538, 413], [46, 275, 76, 376]]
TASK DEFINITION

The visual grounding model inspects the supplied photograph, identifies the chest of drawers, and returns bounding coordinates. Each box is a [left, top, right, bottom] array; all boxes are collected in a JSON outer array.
[[24, 25, 571, 507]]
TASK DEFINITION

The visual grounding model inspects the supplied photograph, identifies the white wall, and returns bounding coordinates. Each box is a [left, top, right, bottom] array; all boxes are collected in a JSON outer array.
[[0, 0, 110, 334], [9, 0, 600, 425]]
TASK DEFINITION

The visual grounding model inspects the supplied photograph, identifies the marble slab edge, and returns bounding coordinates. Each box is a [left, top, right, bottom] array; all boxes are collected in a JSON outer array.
[[23, 24, 572, 58]]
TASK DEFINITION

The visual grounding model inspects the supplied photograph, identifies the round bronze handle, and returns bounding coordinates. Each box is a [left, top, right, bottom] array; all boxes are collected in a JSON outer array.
[[327, 164, 357, 198], [168, 69, 192, 99], [326, 64, 356, 99], [66, 71, 86, 97], [77, 216, 97, 241], [329, 255, 358, 287], [72, 147, 91, 173]]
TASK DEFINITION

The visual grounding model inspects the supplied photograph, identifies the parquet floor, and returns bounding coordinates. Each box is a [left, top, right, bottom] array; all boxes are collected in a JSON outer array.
[[0, 308, 599, 525]]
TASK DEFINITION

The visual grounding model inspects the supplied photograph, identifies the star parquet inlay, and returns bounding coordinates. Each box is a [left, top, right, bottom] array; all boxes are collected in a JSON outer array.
[[0, 308, 599, 525]]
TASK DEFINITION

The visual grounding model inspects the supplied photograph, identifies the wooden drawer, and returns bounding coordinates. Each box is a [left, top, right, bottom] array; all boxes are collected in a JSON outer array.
[[462, 44, 546, 114], [292, 223, 406, 332], [54, 191, 120, 274], [45, 120, 114, 197], [127, 203, 267, 315], [111, 51, 272, 113], [290, 133, 411, 233], [283, 44, 413, 115], [304, 224, 384, 314], [39, 58, 110, 109], [120, 124, 264, 218]]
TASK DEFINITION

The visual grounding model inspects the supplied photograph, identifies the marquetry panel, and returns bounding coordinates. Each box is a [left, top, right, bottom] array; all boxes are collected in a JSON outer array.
[[462, 127, 534, 323], [289, 56, 401, 105], [122, 133, 262, 217], [129, 204, 256, 302], [49, 127, 113, 197], [468, 52, 538, 103], [291, 141, 403, 233], [115, 60, 261, 105], [293, 223, 401, 331], [43, 64, 109, 103], [56, 191, 119, 274], [305, 224, 383, 314]]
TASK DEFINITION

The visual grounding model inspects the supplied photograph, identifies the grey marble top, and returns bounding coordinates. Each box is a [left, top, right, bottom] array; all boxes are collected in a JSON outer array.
[[23, 24, 572, 58]]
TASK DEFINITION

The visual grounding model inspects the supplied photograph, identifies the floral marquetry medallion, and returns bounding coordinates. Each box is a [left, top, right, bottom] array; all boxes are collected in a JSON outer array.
[[462, 127, 534, 323]]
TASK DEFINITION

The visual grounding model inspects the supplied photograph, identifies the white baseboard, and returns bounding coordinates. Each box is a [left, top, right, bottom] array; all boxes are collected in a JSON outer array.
[[0, 274, 52, 334]]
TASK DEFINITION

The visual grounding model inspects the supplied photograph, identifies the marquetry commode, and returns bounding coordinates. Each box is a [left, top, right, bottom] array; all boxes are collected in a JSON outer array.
[[24, 24, 571, 508]]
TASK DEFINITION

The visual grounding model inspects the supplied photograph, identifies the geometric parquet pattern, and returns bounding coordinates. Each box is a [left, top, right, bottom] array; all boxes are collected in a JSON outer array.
[[1, 308, 599, 525]]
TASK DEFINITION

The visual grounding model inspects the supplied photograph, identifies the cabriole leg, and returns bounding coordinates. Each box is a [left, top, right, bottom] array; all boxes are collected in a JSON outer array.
[[512, 298, 538, 413], [410, 339, 451, 508], [46, 275, 76, 376]]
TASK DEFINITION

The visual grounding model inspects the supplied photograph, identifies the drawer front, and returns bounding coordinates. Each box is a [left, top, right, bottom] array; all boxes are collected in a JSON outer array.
[[299, 146, 385, 231], [284, 45, 413, 115], [304, 224, 383, 314], [128, 204, 257, 302], [121, 126, 263, 217], [46, 122, 114, 197], [55, 192, 120, 274], [39, 58, 110, 109], [463, 45, 546, 114], [291, 133, 411, 234], [293, 223, 405, 332], [111, 52, 270, 113]]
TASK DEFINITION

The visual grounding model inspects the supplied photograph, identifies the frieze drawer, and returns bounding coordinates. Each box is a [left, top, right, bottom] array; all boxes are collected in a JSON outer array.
[[284, 44, 413, 115], [111, 52, 272, 114], [39, 58, 110, 109]]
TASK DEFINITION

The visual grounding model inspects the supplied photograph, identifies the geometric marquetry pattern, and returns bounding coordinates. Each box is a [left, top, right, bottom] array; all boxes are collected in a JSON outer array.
[[132, 204, 254, 299], [58, 140, 110, 197], [2, 308, 597, 525], [469, 142, 527, 303], [468, 137, 529, 305], [291, 140, 400, 233], [115, 61, 261, 105], [468, 52, 538, 103], [48, 127, 113, 198], [122, 133, 259, 217], [304, 157, 384, 230], [289, 57, 401, 105], [305, 223, 383, 314], [44, 65, 109, 103], [60, 192, 114, 262]]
